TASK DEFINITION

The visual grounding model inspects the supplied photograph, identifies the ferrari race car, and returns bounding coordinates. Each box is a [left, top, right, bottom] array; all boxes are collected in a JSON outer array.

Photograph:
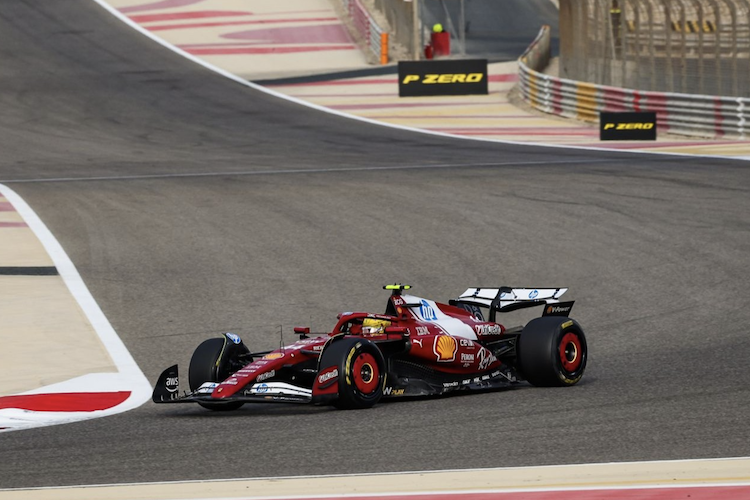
[[152, 285, 588, 411]]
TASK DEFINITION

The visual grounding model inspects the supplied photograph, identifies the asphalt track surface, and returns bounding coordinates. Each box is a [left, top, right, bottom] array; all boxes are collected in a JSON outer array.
[[1, 0, 750, 490]]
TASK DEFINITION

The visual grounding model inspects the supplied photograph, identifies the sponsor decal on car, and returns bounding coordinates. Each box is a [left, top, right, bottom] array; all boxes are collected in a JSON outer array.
[[235, 362, 265, 375], [165, 376, 179, 393], [383, 387, 405, 396], [419, 299, 438, 321], [289, 338, 318, 348], [460, 353, 475, 362], [256, 370, 275, 382], [545, 304, 572, 315], [477, 347, 498, 370], [263, 352, 284, 360], [528, 289, 539, 299], [434, 335, 457, 362], [474, 324, 502, 336], [196, 382, 218, 394], [318, 368, 339, 385]]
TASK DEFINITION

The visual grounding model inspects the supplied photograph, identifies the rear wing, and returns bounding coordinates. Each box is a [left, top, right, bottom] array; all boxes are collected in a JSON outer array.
[[452, 287, 573, 322]]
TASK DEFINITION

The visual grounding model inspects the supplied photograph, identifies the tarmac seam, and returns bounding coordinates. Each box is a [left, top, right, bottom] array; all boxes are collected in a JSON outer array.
[[0, 158, 644, 184]]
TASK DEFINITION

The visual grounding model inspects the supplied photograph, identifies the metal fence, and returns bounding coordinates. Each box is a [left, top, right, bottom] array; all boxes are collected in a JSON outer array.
[[520, 25, 750, 138], [371, 0, 560, 62], [559, 0, 750, 97], [372, 0, 420, 58], [341, 0, 390, 64]]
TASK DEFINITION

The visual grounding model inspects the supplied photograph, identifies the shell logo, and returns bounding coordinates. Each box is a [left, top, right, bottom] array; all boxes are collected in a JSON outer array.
[[434, 335, 457, 362]]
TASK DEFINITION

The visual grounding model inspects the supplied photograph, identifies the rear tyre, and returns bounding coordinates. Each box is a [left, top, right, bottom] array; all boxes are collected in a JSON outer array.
[[518, 317, 587, 387], [189, 337, 248, 411], [335, 339, 385, 410]]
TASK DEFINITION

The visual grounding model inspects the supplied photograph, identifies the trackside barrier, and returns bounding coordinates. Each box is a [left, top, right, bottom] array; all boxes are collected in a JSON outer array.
[[518, 26, 750, 139], [341, 0, 389, 65]]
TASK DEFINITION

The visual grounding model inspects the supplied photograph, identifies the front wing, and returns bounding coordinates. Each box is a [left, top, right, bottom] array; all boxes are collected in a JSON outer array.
[[152, 365, 312, 405]]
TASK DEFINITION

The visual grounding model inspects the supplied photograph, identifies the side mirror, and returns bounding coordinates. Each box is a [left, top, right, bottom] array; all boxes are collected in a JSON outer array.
[[294, 327, 310, 339]]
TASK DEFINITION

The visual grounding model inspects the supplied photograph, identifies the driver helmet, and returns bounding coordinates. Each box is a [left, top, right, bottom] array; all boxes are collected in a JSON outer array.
[[362, 318, 391, 335]]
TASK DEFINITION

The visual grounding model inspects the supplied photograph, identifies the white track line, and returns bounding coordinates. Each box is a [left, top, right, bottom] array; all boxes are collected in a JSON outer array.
[[2, 456, 750, 499], [0, 184, 152, 432]]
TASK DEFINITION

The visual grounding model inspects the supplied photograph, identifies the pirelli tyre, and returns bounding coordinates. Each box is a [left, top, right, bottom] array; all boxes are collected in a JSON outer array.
[[517, 317, 587, 387], [334, 338, 386, 410], [188, 334, 250, 411]]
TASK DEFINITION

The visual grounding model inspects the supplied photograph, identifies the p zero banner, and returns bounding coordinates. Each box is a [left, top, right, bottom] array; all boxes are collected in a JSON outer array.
[[398, 59, 488, 97], [600, 112, 657, 141]]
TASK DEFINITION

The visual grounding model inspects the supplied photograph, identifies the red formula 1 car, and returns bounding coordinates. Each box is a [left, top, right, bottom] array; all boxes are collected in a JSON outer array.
[[152, 285, 588, 411]]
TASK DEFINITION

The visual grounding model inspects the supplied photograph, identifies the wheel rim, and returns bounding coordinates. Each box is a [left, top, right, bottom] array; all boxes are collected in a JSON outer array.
[[352, 352, 379, 394], [559, 332, 583, 372]]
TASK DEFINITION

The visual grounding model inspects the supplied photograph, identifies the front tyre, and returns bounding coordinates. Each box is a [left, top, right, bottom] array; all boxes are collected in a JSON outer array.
[[189, 336, 249, 411], [518, 317, 587, 387], [336, 340, 386, 410]]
